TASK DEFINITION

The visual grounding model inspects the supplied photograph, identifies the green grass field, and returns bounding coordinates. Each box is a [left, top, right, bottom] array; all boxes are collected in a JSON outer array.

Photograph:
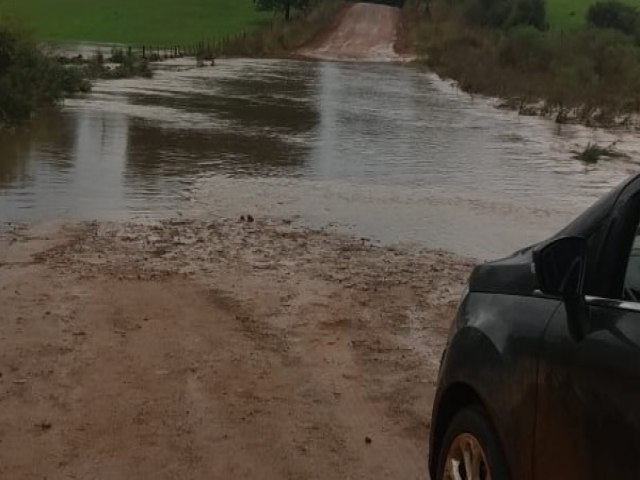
[[547, 0, 640, 29], [0, 0, 269, 45]]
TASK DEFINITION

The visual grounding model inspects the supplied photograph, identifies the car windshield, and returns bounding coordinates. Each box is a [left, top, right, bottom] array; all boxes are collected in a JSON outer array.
[[557, 176, 632, 239]]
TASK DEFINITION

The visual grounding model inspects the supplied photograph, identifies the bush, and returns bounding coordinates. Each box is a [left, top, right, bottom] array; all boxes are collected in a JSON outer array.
[[451, 0, 546, 29], [80, 50, 152, 80], [505, 0, 546, 29], [587, 1, 640, 39], [575, 143, 627, 163], [498, 26, 552, 71], [0, 20, 90, 126], [419, 4, 640, 119], [110, 46, 126, 63], [462, 0, 511, 27]]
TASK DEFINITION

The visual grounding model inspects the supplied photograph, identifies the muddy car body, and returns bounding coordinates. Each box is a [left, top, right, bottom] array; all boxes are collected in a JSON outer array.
[[429, 173, 640, 480]]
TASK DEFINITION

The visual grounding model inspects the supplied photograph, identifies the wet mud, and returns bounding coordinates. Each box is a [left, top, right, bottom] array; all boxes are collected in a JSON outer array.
[[0, 218, 473, 479]]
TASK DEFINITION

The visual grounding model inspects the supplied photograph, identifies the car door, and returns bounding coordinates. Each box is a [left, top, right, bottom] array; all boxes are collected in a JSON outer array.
[[534, 188, 640, 479]]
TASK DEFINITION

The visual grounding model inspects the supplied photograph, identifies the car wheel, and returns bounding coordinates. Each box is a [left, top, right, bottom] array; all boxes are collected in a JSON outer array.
[[436, 406, 509, 480]]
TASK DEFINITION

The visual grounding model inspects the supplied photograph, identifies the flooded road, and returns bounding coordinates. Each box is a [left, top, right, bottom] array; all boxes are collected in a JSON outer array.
[[1, 58, 638, 258]]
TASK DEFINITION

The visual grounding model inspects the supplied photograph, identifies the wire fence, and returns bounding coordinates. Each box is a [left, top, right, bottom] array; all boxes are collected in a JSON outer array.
[[116, 33, 250, 61]]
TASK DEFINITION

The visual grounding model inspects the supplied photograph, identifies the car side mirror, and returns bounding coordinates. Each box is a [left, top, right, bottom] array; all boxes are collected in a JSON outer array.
[[534, 236, 590, 339], [534, 236, 587, 297]]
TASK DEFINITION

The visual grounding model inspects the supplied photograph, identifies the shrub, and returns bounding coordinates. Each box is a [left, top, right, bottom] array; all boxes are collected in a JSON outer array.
[[418, 4, 640, 119], [587, 1, 640, 39], [464, 0, 511, 27], [498, 26, 552, 71], [505, 0, 546, 29], [575, 143, 627, 163], [81, 49, 152, 80], [0, 21, 91, 126], [450, 0, 546, 29], [110, 46, 126, 63]]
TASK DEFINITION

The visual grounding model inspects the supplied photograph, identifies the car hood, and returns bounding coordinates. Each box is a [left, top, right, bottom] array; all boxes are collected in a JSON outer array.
[[466, 173, 640, 297]]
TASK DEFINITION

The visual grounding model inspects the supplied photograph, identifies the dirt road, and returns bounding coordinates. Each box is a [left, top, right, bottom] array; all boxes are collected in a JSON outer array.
[[0, 218, 473, 479], [299, 2, 412, 62]]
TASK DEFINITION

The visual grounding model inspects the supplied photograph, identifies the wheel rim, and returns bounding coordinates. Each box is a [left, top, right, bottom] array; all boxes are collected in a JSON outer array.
[[443, 433, 492, 480]]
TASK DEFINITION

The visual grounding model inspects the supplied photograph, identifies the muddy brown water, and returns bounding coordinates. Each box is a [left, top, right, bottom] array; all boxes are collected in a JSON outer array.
[[1, 58, 639, 258]]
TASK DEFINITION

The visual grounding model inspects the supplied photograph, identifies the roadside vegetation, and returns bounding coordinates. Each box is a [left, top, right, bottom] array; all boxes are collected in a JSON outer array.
[[574, 142, 628, 163], [408, 0, 640, 126], [0, 21, 158, 128], [0, 0, 337, 127], [58, 47, 153, 80], [254, 0, 311, 21], [0, 20, 90, 127], [219, 0, 344, 56]]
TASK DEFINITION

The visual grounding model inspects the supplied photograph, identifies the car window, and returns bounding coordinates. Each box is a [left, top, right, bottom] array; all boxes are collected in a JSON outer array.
[[623, 230, 640, 301]]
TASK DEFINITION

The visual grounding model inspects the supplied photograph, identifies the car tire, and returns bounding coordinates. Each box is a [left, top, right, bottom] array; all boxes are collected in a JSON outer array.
[[436, 405, 509, 480]]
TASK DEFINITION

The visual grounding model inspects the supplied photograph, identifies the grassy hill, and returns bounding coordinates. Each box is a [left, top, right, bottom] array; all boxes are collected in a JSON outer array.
[[547, 0, 640, 29], [0, 0, 268, 45]]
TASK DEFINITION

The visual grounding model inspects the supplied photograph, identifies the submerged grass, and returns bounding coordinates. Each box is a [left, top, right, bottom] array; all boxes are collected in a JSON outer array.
[[55, 47, 155, 79], [574, 143, 628, 163]]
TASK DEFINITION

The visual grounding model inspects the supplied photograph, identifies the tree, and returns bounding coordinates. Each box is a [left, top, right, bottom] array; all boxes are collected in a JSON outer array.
[[0, 21, 89, 126], [451, 0, 546, 30], [587, 1, 640, 40], [506, 0, 546, 30], [253, 0, 311, 21]]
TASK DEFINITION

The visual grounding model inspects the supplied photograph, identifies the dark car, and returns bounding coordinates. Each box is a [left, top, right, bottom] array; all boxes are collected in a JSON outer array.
[[429, 173, 640, 480]]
